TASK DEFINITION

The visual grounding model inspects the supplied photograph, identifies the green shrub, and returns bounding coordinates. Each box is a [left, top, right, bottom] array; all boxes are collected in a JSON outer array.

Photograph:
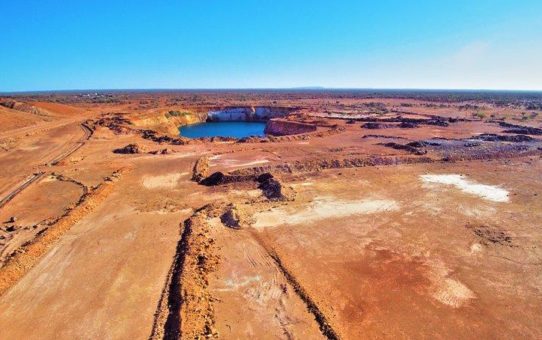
[[166, 110, 190, 118], [473, 111, 486, 119]]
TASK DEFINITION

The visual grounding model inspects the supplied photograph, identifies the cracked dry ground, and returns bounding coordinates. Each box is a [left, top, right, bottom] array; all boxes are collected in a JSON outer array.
[[0, 99, 542, 339]]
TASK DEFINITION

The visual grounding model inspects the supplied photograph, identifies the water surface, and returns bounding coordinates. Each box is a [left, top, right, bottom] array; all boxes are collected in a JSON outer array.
[[179, 121, 266, 138]]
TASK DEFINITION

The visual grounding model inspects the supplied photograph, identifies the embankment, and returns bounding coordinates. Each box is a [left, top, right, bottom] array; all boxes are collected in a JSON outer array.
[[265, 119, 317, 136]]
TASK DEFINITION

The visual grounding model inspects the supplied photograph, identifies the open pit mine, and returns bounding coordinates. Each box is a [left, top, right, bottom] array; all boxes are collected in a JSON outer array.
[[0, 90, 541, 339]]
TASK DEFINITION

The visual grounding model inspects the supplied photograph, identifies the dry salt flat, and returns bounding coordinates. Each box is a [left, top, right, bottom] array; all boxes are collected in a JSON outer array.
[[253, 196, 399, 229], [420, 174, 509, 203]]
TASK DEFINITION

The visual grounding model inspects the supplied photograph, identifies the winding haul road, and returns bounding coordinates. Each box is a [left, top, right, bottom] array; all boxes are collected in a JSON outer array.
[[0, 122, 93, 210]]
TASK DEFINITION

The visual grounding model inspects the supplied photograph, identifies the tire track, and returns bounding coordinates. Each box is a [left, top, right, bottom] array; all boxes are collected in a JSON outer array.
[[249, 230, 341, 340]]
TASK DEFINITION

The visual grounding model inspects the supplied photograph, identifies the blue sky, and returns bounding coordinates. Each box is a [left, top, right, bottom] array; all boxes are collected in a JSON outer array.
[[1, 0, 541, 91]]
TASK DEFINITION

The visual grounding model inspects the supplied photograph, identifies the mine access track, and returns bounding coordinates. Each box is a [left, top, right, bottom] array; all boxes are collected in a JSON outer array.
[[0, 172, 46, 209], [49, 123, 93, 166], [0, 123, 93, 210]]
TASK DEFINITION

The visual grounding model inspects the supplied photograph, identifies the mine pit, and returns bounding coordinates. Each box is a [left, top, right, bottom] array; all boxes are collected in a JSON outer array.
[[178, 106, 319, 139], [179, 106, 289, 139]]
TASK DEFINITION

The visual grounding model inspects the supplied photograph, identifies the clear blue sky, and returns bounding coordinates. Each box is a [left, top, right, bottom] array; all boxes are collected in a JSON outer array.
[[2, 0, 542, 91]]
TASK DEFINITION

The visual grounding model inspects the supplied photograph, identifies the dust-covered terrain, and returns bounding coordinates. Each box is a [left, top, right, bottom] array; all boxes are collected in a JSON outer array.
[[0, 90, 541, 339]]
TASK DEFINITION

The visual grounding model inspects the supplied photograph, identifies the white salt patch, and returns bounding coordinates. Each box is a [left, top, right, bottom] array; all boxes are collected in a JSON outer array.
[[124, 231, 136, 240], [470, 243, 483, 253], [142, 172, 186, 189], [427, 259, 476, 308], [169, 152, 196, 159], [461, 205, 497, 218], [292, 182, 313, 188], [231, 189, 262, 198], [419, 200, 443, 215], [20, 146, 41, 151], [212, 157, 269, 168], [420, 174, 509, 203], [236, 159, 269, 167], [215, 275, 262, 292], [154, 208, 193, 215], [246, 281, 284, 304], [432, 278, 476, 308], [253, 196, 399, 229], [208, 155, 221, 166], [221, 159, 269, 168], [41, 175, 57, 183]]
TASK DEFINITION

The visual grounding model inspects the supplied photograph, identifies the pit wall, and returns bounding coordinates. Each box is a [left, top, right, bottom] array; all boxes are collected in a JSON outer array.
[[207, 106, 294, 122], [264, 119, 317, 136], [131, 110, 207, 136]]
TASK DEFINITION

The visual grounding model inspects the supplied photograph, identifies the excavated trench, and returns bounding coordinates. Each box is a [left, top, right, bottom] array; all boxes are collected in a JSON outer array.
[[151, 199, 340, 340]]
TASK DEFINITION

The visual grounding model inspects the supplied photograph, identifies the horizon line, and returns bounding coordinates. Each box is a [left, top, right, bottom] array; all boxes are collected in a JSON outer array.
[[2, 86, 542, 95]]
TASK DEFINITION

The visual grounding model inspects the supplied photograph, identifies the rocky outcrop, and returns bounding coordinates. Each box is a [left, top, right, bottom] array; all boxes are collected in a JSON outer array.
[[220, 204, 251, 229], [192, 156, 210, 182], [473, 133, 534, 142], [264, 119, 317, 136], [230, 156, 435, 176], [498, 122, 542, 136], [0, 100, 51, 117], [199, 172, 226, 186], [381, 142, 427, 155], [361, 122, 420, 129], [399, 121, 419, 128], [361, 122, 395, 129], [257, 173, 290, 201], [113, 143, 143, 154], [149, 148, 175, 155], [199, 172, 256, 186]]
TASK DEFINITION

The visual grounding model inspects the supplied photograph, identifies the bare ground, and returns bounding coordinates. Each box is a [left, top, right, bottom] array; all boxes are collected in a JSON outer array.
[[0, 92, 541, 339]]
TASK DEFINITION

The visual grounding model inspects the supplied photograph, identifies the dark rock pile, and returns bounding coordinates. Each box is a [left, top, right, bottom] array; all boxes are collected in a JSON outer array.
[[474, 134, 534, 143], [113, 143, 142, 154], [381, 142, 427, 155], [499, 122, 542, 136], [257, 173, 286, 201]]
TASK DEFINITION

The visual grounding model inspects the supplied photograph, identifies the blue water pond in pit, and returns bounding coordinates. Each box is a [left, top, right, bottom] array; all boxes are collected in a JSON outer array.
[[179, 121, 266, 138]]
